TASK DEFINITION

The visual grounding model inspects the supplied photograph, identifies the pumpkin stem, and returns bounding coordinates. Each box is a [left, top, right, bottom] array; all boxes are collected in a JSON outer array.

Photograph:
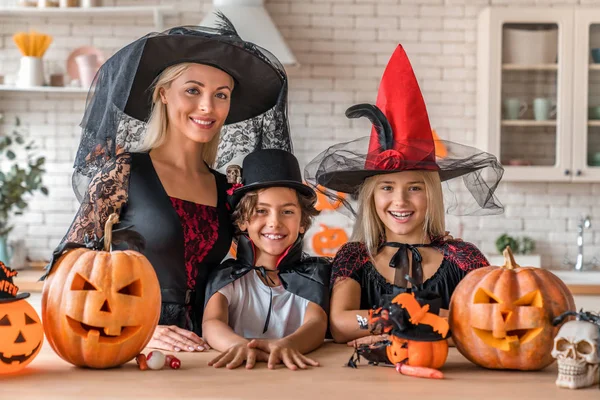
[[104, 213, 120, 252], [502, 246, 520, 270]]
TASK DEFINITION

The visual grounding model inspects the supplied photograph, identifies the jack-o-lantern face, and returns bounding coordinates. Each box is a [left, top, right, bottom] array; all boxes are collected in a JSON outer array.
[[311, 224, 348, 257], [386, 336, 448, 369], [449, 247, 575, 370], [42, 248, 161, 369], [0, 300, 43, 374]]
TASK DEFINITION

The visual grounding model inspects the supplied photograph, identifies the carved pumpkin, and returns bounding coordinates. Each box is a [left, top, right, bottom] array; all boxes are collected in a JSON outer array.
[[311, 224, 348, 257], [42, 214, 161, 369], [0, 299, 44, 374], [386, 336, 448, 369], [312, 183, 346, 211], [448, 247, 575, 370]]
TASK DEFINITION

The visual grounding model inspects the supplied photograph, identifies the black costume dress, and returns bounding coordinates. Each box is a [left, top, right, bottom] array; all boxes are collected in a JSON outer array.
[[62, 152, 233, 335], [205, 234, 331, 334], [330, 238, 489, 310]]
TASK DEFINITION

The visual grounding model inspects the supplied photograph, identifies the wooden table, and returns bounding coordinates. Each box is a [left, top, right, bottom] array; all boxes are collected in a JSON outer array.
[[1, 341, 598, 399]]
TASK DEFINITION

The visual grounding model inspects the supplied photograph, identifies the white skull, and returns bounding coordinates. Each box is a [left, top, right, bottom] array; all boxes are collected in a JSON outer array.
[[551, 320, 600, 389]]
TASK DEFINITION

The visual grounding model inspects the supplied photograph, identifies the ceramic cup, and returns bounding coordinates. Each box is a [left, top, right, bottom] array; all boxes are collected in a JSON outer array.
[[503, 98, 528, 120], [533, 98, 557, 121], [75, 53, 98, 89], [16, 56, 45, 88], [589, 105, 600, 120]]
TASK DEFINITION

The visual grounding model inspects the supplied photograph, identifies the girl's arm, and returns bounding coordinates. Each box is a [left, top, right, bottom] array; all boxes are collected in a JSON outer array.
[[202, 292, 247, 351], [329, 278, 371, 343]]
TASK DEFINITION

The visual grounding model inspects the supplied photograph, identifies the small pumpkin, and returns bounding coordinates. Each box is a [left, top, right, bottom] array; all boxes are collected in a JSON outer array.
[[41, 214, 161, 369], [0, 263, 43, 374], [448, 246, 575, 370], [386, 336, 448, 369], [311, 224, 348, 257]]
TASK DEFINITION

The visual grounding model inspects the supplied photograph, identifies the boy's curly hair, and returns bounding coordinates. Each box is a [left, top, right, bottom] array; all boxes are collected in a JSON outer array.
[[232, 187, 320, 235]]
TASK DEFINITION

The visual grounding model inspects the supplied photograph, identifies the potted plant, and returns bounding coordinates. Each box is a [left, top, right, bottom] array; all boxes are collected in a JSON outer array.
[[0, 114, 48, 264], [488, 233, 541, 267]]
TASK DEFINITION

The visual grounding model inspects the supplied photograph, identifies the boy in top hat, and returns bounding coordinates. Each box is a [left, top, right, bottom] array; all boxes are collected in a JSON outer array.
[[203, 149, 331, 371]]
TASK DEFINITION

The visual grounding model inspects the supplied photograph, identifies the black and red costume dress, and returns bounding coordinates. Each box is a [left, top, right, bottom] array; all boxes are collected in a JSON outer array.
[[61, 152, 233, 335], [331, 238, 489, 310]]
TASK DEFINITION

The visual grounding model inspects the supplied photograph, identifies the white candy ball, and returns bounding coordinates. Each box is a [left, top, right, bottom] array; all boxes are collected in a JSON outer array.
[[146, 351, 166, 370]]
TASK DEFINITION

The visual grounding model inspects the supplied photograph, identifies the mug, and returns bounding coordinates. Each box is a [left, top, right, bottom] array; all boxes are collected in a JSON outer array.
[[503, 98, 527, 120], [592, 48, 600, 64], [533, 98, 556, 121], [589, 106, 600, 120]]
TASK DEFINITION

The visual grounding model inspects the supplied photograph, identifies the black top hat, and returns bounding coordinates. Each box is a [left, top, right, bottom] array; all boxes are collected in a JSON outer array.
[[228, 149, 316, 209], [0, 262, 30, 304]]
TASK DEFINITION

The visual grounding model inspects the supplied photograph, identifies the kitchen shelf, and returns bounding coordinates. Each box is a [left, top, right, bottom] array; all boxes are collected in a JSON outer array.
[[0, 5, 174, 29], [588, 120, 600, 126], [0, 84, 88, 93], [502, 63, 558, 71], [501, 120, 557, 127]]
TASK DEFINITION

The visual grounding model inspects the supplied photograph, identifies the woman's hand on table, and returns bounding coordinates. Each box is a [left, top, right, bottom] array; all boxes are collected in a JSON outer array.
[[147, 325, 210, 352], [208, 342, 269, 369], [346, 334, 389, 347], [246, 339, 320, 371]]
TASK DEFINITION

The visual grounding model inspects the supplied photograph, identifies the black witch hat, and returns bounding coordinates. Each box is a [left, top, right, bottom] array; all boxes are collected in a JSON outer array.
[[227, 149, 316, 209], [0, 262, 30, 303]]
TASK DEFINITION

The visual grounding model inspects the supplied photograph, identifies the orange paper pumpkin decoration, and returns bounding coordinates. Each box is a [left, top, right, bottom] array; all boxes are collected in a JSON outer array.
[[42, 214, 161, 369], [449, 247, 575, 370], [0, 263, 44, 374], [386, 336, 448, 369], [313, 183, 346, 211], [311, 224, 348, 257]]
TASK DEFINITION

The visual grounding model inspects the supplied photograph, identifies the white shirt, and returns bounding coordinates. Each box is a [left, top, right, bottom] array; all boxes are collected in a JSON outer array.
[[218, 270, 309, 339]]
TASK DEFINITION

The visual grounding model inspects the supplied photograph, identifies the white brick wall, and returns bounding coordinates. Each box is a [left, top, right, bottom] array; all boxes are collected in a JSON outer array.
[[0, 0, 598, 271]]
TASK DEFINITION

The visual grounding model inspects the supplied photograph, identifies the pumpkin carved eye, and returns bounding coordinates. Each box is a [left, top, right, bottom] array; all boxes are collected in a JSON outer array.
[[0, 315, 10, 326], [117, 280, 142, 297], [71, 273, 98, 291], [25, 314, 37, 325]]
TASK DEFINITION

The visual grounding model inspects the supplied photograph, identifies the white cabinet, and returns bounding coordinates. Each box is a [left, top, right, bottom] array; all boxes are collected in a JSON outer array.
[[477, 7, 600, 182]]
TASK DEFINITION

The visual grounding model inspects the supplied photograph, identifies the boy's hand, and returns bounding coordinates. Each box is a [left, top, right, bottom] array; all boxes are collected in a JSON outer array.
[[247, 339, 320, 371], [208, 343, 269, 369], [147, 325, 210, 352]]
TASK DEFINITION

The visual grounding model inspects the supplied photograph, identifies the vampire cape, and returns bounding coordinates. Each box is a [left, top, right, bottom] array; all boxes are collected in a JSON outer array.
[[204, 235, 331, 333]]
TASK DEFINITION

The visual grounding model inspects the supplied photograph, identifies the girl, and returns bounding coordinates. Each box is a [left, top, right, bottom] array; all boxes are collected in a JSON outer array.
[[47, 18, 291, 353], [304, 44, 504, 345]]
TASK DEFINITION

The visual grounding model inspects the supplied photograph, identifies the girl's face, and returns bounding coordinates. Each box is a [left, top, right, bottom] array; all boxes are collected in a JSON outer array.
[[373, 171, 428, 242], [238, 187, 305, 267], [160, 63, 233, 145]]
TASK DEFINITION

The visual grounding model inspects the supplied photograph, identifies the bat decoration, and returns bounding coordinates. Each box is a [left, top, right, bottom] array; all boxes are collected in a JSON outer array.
[[392, 292, 449, 338]]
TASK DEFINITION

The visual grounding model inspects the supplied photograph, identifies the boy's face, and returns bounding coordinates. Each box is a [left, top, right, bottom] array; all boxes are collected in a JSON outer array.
[[238, 187, 305, 265]]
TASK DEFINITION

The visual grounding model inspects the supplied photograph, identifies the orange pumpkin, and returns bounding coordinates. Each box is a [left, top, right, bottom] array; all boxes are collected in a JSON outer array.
[[313, 183, 346, 211], [311, 224, 348, 257], [449, 246, 575, 370], [0, 298, 44, 374], [42, 214, 161, 369], [386, 336, 448, 369]]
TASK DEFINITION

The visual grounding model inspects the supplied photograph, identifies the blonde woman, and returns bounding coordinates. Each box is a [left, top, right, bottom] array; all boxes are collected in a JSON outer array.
[[304, 45, 503, 346], [55, 22, 290, 353]]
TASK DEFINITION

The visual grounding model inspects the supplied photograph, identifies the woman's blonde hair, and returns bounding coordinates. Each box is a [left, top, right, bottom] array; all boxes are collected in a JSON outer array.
[[350, 170, 446, 257], [138, 62, 220, 166]]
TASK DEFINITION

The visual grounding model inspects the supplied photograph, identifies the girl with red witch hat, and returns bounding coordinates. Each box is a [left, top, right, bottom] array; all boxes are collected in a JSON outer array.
[[304, 45, 505, 345]]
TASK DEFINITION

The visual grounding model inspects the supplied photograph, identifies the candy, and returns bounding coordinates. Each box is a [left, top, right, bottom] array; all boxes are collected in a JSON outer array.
[[135, 354, 148, 371], [146, 350, 166, 370], [169, 357, 181, 370]]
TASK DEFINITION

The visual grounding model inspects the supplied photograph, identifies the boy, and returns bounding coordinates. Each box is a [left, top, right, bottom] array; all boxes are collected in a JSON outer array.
[[203, 149, 331, 371]]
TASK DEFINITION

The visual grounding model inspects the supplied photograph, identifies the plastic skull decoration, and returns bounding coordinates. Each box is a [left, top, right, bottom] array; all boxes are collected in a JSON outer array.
[[551, 312, 600, 390]]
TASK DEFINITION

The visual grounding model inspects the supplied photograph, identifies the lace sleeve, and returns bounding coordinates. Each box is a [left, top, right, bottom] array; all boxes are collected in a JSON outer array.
[[62, 153, 132, 244], [330, 242, 370, 287], [431, 239, 490, 272]]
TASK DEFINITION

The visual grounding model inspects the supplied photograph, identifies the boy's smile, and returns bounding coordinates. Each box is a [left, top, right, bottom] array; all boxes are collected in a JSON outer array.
[[238, 187, 305, 269]]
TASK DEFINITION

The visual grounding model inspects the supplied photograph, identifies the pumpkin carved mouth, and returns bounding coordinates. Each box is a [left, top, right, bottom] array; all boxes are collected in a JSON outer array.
[[66, 316, 141, 344], [0, 341, 42, 365], [473, 327, 544, 351]]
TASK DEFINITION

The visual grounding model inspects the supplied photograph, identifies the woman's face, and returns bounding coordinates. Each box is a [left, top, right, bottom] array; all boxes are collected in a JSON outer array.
[[160, 63, 234, 144], [373, 171, 428, 242]]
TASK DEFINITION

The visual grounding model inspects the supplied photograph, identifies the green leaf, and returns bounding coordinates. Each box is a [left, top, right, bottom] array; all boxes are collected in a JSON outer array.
[[15, 135, 24, 145], [36, 157, 45, 167], [16, 200, 26, 209], [15, 117, 20, 127], [41, 187, 49, 195], [6, 150, 15, 160]]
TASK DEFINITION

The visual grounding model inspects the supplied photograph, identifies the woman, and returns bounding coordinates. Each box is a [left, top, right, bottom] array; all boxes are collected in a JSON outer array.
[[52, 20, 291, 353]]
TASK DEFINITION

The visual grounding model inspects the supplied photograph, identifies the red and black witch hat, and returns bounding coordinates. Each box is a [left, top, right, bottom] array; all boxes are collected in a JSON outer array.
[[305, 45, 504, 216]]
